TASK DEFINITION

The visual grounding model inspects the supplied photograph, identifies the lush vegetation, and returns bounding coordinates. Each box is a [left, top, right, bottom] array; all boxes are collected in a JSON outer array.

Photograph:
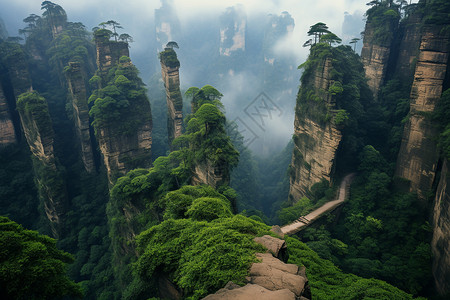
[[0, 216, 82, 299], [89, 56, 152, 136], [286, 236, 418, 300], [1, 0, 448, 299]]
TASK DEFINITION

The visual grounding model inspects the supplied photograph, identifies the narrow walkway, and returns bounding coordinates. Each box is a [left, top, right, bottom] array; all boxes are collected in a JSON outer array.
[[280, 173, 356, 235]]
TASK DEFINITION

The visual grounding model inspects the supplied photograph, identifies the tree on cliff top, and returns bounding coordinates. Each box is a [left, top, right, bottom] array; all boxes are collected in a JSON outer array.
[[308, 22, 330, 44], [166, 41, 179, 49]]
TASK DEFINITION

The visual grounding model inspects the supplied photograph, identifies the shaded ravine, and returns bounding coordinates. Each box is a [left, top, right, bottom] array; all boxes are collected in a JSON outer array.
[[281, 173, 356, 235]]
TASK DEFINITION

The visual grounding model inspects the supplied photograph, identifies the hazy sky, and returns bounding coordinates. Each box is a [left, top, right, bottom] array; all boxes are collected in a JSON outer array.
[[1, 0, 369, 65], [0, 0, 383, 154]]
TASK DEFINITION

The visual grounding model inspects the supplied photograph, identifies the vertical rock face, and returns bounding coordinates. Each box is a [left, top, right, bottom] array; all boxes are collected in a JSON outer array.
[[160, 48, 183, 147], [16, 92, 67, 237], [360, 19, 396, 99], [66, 62, 95, 172], [219, 5, 246, 57], [394, 12, 423, 83], [0, 84, 17, 146], [5, 46, 32, 97], [93, 42, 152, 185], [395, 26, 449, 198], [95, 39, 129, 82], [289, 58, 342, 201], [191, 160, 228, 189], [432, 159, 450, 295], [96, 123, 152, 185]]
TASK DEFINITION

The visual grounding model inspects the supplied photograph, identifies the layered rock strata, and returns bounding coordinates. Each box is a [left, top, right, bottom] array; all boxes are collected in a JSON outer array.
[[361, 18, 396, 99], [95, 38, 129, 84], [394, 12, 423, 83], [160, 48, 183, 147], [289, 58, 342, 201], [96, 123, 152, 186], [395, 26, 449, 198], [93, 41, 152, 186], [66, 62, 95, 172], [17, 92, 67, 237], [191, 160, 228, 189]]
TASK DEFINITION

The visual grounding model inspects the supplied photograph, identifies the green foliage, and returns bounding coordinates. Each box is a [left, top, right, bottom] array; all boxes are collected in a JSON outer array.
[[161, 185, 227, 220], [185, 85, 224, 113], [334, 109, 349, 126], [277, 197, 313, 225], [186, 197, 233, 221], [134, 215, 270, 299], [421, 0, 450, 25], [0, 216, 82, 299], [365, 1, 400, 45], [0, 143, 39, 230], [286, 236, 414, 299], [89, 56, 151, 135], [16, 91, 53, 139], [159, 48, 180, 68]]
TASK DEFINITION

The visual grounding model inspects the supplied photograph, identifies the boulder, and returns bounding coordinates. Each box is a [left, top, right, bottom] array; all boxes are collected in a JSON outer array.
[[202, 283, 295, 300]]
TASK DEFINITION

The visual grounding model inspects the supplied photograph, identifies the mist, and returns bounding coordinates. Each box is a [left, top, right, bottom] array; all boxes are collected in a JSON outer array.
[[0, 0, 371, 156]]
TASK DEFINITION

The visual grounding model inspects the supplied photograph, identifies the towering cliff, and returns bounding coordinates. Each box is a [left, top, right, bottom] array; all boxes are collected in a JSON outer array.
[[65, 61, 95, 173], [159, 48, 183, 148], [90, 37, 152, 185], [395, 25, 449, 198], [16, 91, 67, 237], [394, 11, 423, 83], [219, 5, 246, 57], [432, 159, 450, 295], [4, 43, 32, 98], [361, 4, 399, 99], [94, 30, 130, 86], [185, 85, 239, 189], [289, 57, 342, 201], [0, 84, 17, 146]]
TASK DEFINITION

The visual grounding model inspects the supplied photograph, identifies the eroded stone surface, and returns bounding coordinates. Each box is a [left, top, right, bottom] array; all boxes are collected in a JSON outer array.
[[203, 283, 295, 300], [66, 62, 95, 173], [254, 235, 287, 260], [395, 26, 449, 199], [432, 159, 450, 295], [160, 51, 183, 147]]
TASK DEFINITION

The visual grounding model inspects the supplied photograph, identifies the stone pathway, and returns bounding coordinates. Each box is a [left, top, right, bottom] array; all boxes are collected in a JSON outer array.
[[281, 173, 355, 235]]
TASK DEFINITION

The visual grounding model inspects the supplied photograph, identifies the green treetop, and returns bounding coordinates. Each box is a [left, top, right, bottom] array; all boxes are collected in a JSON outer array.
[[0, 216, 82, 299]]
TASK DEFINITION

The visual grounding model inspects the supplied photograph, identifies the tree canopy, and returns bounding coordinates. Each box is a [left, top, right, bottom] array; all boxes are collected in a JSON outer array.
[[0, 216, 82, 299]]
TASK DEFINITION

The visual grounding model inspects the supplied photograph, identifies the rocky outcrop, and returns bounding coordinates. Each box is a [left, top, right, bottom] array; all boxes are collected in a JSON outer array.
[[203, 282, 296, 300], [160, 48, 183, 147], [361, 16, 397, 99], [96, 123, 152, 185], [0, 84, 17, 146], [395, 26, 449, 198], [66, 62, 95, 172], [191, 160, 229, 189], [289, 58, 342, 201], [95, 38, 129, 84], [219, 5, 246, 56], [93, 40, 152, 186], [432, 159, 450, 295], [16, 92, 67, 237], [204, 235, 310, 300], [394, 11, 423, 83]]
